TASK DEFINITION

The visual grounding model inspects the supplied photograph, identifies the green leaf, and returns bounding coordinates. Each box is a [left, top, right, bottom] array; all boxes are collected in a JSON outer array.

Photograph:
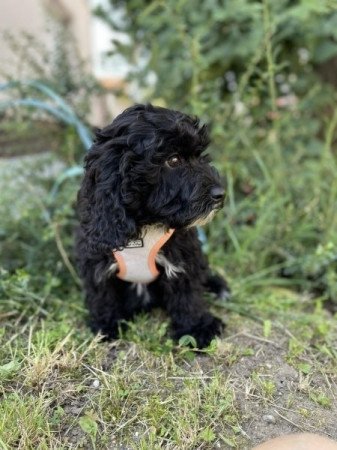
[[0, 360, 21, 380], [220, 433, 236, 447], [297, 363, 312, 374], [199, 426, 216, 443], [263, 319, 272, 338], [178, 335, 197, 348], [313, 41, 337, 63], [78, 413, 98, 439]]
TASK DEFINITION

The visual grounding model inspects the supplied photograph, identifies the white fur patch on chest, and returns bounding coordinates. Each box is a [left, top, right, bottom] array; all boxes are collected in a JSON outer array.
[[132, 282, 151, 303], [155, 252, 185, 279]]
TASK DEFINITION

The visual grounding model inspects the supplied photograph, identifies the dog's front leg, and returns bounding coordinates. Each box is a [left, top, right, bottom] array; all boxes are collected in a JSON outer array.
[[162, 278, 224, 348], [85, 278, 129, 341]]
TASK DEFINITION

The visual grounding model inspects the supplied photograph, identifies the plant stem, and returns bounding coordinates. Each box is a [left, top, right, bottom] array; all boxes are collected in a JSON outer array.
[[263, 0, 277, 115]]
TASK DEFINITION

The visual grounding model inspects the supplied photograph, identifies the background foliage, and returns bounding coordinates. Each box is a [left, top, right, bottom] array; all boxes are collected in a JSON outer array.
[[1, 0, 337, 321], [95, 0, 337, 306]]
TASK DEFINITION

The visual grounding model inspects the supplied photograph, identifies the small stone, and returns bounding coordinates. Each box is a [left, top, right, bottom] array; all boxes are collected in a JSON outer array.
[[263, 414, 276, 424], [92, 379, 100, 388]]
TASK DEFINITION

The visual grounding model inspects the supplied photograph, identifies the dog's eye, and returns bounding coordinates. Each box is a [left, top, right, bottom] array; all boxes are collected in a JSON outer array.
[[166, 155, 183, 168]]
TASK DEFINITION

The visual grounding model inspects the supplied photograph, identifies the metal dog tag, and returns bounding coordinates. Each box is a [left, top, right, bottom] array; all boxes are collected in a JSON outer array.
[[125, 238, 144, 248]]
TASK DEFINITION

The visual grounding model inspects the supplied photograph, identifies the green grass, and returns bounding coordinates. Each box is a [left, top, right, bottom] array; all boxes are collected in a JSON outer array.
[[1, 244, 337, 448], [0, 292, 336, 449]]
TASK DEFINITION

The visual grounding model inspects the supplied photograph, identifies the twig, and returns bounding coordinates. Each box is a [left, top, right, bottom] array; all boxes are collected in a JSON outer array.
[[25, 180, 81, 287], [53, 222, 81, 287], [240, 332, 281, 348], [272, 409, 329, 435], [273, 409, 304, 431], [263, 0, 277, 114], [0, 311, 17, 319]]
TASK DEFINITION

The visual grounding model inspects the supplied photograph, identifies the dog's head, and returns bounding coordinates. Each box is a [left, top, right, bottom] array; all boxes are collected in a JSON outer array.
[[78, 104, 224, 251]]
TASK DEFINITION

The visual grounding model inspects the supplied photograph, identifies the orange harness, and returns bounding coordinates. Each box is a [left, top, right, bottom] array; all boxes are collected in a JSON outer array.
[[113, 227, 175, 284]]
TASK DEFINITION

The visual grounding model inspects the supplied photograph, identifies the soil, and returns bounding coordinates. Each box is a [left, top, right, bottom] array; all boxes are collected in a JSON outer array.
[[199, 324, 337, 448]]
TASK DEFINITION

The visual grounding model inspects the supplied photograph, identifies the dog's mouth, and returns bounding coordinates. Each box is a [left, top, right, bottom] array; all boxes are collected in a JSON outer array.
[[183, 195, 225, 228], [188, 211, 215, 227], [213, 200, 224, 210], [188, 205, 223, 227]]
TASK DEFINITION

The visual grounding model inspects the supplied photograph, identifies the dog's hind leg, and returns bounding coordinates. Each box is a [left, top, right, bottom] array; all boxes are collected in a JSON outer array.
[[204, 273, 231, 301]]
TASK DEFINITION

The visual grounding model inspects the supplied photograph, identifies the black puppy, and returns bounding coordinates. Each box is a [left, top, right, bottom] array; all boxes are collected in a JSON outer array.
[[76, 104, 229, 348]]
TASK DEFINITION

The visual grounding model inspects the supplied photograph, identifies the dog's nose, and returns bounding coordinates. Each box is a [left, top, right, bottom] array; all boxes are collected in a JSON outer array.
[[210, 186, 225, 202]]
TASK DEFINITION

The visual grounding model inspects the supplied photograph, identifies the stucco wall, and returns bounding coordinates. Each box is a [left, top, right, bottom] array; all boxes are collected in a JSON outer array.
[[0, 0, 128, 125]]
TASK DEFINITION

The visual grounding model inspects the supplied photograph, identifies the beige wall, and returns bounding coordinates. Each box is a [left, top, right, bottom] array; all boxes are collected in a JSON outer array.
[[0, 0, 92, 75], [44, 0, 92, 64], [0, 0, 47, 79], [0, 0, 128, 125]]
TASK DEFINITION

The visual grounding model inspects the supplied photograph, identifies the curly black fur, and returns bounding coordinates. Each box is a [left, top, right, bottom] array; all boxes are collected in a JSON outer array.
[[76, 104, 229, 348]]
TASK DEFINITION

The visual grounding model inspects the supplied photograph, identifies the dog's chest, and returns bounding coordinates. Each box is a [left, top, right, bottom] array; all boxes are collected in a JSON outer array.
[[111, 226, 184, 284]]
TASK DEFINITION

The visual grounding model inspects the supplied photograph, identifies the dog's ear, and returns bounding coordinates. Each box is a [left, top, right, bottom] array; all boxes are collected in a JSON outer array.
[[78, 145, 137, 253]]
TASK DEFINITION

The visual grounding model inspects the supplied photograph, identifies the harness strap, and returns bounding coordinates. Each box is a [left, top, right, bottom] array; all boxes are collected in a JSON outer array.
[[113, 227, 174, 284]]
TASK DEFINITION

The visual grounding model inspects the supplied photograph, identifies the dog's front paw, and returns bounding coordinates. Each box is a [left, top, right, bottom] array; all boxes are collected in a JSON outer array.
[[88, 319, 127, 342], [173, 313, 224, 349]]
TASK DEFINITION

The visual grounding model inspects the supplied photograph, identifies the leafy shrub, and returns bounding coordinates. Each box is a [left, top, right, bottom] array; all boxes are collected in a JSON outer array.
[[0, 155, 82, 324], [96, 0, 337, 304], [96, 0, 337, 114]]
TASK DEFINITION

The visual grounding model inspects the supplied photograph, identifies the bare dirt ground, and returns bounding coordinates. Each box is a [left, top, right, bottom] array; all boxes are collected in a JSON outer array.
[[216, 324, 337, 447]]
